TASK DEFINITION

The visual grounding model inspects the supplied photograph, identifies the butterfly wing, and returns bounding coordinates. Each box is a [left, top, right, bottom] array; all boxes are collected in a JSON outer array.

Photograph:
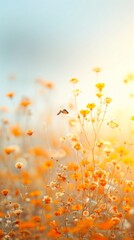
[[107, 121, 119, 129], [57, 109, 69, 115], [62, 109, 69, 114]]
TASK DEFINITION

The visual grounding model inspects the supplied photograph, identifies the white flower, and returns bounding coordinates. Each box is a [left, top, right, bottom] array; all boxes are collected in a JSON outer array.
[[55, 192, 64, 198]]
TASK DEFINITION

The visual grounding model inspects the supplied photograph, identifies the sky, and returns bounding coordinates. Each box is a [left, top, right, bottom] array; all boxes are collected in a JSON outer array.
[[0, 0, 134, 115]]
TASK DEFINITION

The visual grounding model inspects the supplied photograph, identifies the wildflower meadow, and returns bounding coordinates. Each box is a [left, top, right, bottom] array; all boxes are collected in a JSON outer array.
[[0, 69, 134, 240]]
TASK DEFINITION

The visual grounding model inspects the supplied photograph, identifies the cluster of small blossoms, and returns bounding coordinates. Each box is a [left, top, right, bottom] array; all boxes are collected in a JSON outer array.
[[42, 195, 53, 204]]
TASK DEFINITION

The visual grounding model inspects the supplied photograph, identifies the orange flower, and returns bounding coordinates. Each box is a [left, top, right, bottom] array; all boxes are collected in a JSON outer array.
[[111, 217, 120, 225], [42, 195, 53, 204], [29, 146, 48, 157], [124, 181, 134, 193], [111, 195, 118, 201], [72, 204, 82, 211], [54, 211, 62, 216], [37, 78, 54, 89], [4, 146, 14, 155], [89, 182, 98, 191], [6, 92, 15, 98], [71, 218, 94, 235], [98, 186, 104, 195], [30, 199, 42, 206], [10, 124, 22, 137], [1, 189, 9, 196], [67, 197, 74, 203], [2, 118, 9, 125], [91, 232, 108, 240], [15, 162, 23, 169], [67, 162, 79, 171], [26, 129, 33, 136], [123, 204, 131, 213], [94, 169, 106, 178], [73, 142, 81, 151], [97, 219, 115, 230], [99, 178, 107, 187], [22, 172, 31, 185], [80, 109, 90, 117], [112, 206, 118, 213], [83, 210, 89, 217], [47, 228, 61, 238], [84, 170, 90, 178], [71, 172, 82, 181], [30, 191, 42, 197], [43, 159, 54, 169], [127, 180, 134, 188], [45, 81, 54, 89], [116, 212, 123, 218], [0, 211, 3, 217], [32, 216, 41, 223], [0, 230, 3, 238], [20, 221, 36, 230], [115, 164, 121, 171], [0, 106, 8, 112], [20, 97, 31, 107], [80, 158, 89, 167]]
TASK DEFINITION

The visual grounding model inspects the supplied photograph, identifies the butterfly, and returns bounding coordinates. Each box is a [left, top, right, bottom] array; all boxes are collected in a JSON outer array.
[[57, 109, 69, 115], [107, 120, 119, 129]]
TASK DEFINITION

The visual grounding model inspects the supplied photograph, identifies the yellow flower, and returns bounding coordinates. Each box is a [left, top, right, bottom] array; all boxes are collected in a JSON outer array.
[[116, 146, 128, 156], [86, 103, 96, 110], [92, 67, 102, 73], [105, 97, 112, 105], [123, 73, 134, 84], [72, 89, 81, 96], [72, 204, 82, 211], [130, 116, 134, 121], [73, 142, 81, 151], [68, 118, 77, 127], [80, 109, 90, 117], [96, 93, 103, 98], [70, 78, 79, 84], [95, 82, 105, 91]]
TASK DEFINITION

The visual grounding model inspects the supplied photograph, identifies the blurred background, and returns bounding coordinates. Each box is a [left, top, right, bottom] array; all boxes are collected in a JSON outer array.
[[0, 0, 134, 115]]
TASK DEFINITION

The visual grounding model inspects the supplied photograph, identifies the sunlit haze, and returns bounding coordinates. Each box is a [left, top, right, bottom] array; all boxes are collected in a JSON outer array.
[[0, 0, 134, 115]]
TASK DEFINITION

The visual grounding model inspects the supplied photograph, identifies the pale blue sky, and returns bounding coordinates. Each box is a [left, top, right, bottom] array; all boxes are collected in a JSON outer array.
[[0, 0, 134, 110]]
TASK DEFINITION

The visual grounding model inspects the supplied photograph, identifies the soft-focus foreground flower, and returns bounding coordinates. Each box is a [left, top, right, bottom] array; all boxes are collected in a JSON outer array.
[[92, 67, 102, 73], [70, 78, 79, 84]]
